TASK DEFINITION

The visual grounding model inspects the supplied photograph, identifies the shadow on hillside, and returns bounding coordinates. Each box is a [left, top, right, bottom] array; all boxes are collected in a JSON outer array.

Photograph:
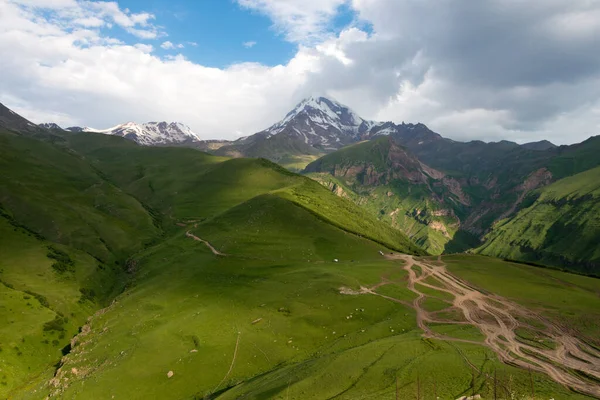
[[443, 230, 481, 254]]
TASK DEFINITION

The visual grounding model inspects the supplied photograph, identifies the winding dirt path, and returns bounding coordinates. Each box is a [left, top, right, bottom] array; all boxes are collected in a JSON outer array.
[[360, 254, 600, 398], [185, 231, 226, 256], [213, 331, 241, 393]]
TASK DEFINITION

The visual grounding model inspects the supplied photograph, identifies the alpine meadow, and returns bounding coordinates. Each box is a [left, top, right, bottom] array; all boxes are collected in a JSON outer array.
[[2, 1, 600, 399]]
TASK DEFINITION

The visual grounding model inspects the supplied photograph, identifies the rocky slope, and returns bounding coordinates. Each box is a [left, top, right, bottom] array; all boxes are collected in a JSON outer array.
[[304, 130, 600, 259], [305, 137, 471, 254], [0, 102, 40, 133]]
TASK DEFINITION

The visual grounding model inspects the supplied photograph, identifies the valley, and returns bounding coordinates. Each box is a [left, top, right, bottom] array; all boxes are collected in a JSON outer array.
[[1, 102, 599, 399]]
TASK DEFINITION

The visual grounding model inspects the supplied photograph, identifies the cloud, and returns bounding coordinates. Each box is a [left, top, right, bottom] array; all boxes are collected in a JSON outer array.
[[1, 0, 600, 144], [161, 41, 184, 50], [243, 41, 257, 48], [7, 0, 161, 39], [237, 0, 349, 43]]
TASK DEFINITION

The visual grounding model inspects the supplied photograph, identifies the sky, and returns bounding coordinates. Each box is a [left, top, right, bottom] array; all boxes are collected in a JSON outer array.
[[1, 0, 600, 144]]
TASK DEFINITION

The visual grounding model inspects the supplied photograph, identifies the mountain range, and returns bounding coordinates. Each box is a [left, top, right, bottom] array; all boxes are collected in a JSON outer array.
[[42, 121, 202, 145], [21, 97, 600, 273], [2, 100, 600, 399]]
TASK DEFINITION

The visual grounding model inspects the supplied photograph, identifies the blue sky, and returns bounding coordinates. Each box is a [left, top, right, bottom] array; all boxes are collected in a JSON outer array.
[[109, 0, 359, 67], [2, 0, 599, 144]]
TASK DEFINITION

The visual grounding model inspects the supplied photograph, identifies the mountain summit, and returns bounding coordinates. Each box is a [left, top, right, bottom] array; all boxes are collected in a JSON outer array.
[[214, 96, 380, 163], [0, 102, 39, 133], [83, 121, 201, 145], [264, 96, 374, 149]]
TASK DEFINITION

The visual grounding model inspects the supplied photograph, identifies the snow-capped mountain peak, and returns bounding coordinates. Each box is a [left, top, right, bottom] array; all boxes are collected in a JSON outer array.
[[258, 96, 375, 150], [39, 122, 63, 130], [268, 96, 366, 135], [83, 121, 201, 145]]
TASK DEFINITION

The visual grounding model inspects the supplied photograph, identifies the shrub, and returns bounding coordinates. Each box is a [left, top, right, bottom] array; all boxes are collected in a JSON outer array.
[[47, 246, 75, 274], [47, 245, 74, 265], [78, 287, 96, 303], [24, 290, 49, 308], [43, 315, 67, 332], [51, 261, 75, 274]]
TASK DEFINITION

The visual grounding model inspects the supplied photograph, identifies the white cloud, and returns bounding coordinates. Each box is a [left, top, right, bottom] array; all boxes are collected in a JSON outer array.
[[0, 0, 321, 139], [161, 41, 185, 50], [237, 0, 349, 43], [243, 41, 257, 48], [8, 0, 161, 39], [2, 0, 600, 145]]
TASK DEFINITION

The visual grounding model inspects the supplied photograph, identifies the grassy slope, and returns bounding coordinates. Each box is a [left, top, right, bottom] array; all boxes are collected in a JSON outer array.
[[304, 138, 465, 255], [1, 130, 423, 397], [3, 130, 598, 399], [33, 207, 592, 400], [214, 131, 322, 166], [0, 218, 125, 397], [0, 131, 159, 262], [66, 132, 424, 255], [547, 136, 600, 179], [476, 166, 600, 274], [0, 130, 159, 396], [278, 154, 322, 173]]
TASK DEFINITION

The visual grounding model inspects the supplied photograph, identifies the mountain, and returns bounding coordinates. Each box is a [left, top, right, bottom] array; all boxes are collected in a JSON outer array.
[[522, 140, 557, 151], [82, 121, 202, 145], [305, 136, 475, 254], [305, 122, 600, 258], [477, 165, 600, 274], [39, 122, 63, 130], [2, 104, 600, 399], [263, 96, 374, 148], [0, 102, 40, 133], [214, 96, 377, 168], [66, 126, 84, 132]]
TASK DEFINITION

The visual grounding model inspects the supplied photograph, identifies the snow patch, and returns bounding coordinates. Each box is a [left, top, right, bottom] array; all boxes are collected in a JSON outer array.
[[83, 121, 201, 145]]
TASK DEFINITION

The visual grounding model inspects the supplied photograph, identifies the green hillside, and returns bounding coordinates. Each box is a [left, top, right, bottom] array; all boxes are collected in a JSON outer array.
[[476, 166, 600, 274], [3, 125, 600, 399], [0, 131, 160, 262], [304, 137, 475, 255], [0, 128, 425, 398], [28, 235, 599, 399], [214, 132, 324, 171], [64, 132, 423, 255]]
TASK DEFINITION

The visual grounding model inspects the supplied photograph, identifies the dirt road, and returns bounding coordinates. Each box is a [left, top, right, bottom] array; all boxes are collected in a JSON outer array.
[[362, 254, 600, 398], [186, 231, 226, 256]]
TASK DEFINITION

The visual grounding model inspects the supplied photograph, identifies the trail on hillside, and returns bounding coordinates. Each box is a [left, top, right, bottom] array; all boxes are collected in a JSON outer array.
[[361, 254, 600, 398], [213, 331, 241, 393], [185, 231, 226, 256]]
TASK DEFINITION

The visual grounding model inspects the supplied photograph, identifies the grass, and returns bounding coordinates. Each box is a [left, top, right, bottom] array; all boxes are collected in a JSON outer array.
[[0, 218, 121, 397], [375, 284, 419, 304], [427, 323, 486, 342], [421, 296, 453, 313], [415, 282, 455, 302], [0, 132, 159, 262], [279, 154, 323, 172], [514, 328, 558, 351], [32, 232, 591, 400], [303, 138, 468, 255], [1, 129, 598, 399], [477, 166, 600, 274]]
